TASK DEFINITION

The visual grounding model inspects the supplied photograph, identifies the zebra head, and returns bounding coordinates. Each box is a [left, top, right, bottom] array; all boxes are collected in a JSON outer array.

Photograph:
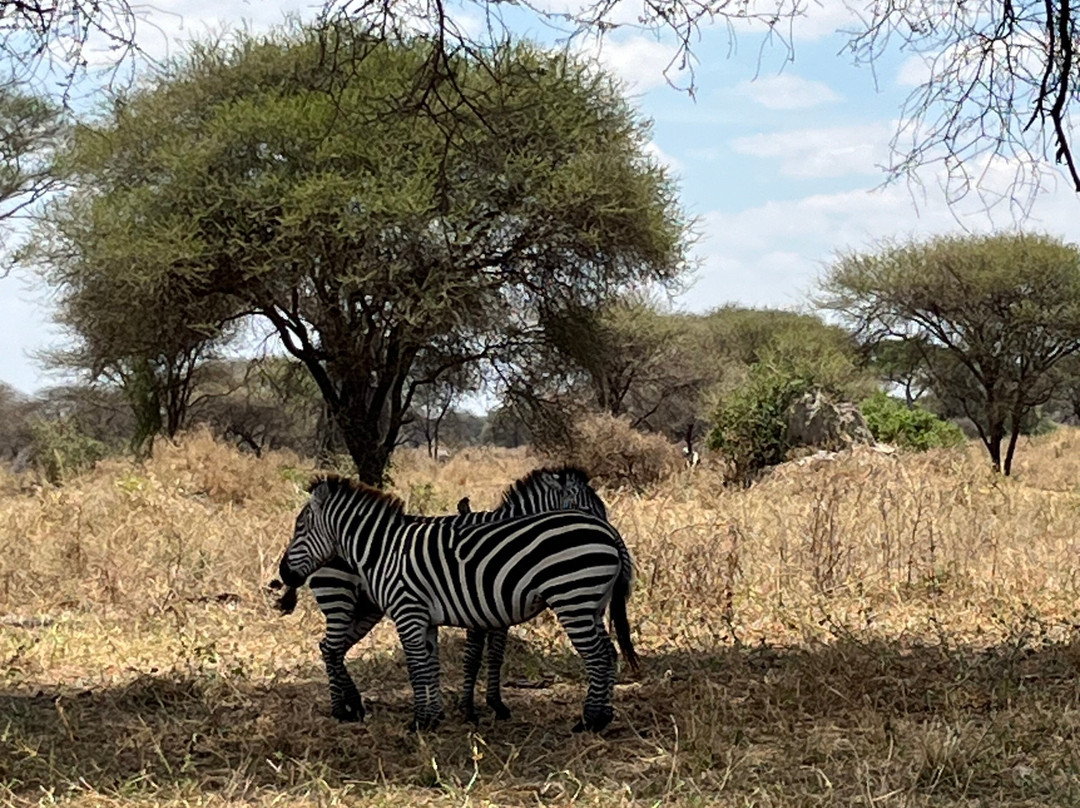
[[499, 465, 608, 521], [553, 466, 608, 520], [278, 480, 338, 588]]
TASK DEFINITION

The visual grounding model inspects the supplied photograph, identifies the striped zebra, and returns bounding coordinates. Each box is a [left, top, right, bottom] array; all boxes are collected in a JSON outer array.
[[274, 467, 610, 724], [277, 475, 638, 732]]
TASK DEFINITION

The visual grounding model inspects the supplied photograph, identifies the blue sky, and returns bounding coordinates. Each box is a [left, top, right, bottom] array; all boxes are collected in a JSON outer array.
[[4, 0, 1080, 393]]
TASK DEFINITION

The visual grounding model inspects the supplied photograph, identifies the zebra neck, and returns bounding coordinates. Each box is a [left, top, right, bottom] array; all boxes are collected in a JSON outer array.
[[492, 495, 532, 518], [332, 494, 401, 573]]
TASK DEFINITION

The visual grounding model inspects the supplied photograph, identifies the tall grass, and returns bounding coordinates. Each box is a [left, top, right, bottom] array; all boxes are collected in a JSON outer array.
[[2, 427, 1080, 807]]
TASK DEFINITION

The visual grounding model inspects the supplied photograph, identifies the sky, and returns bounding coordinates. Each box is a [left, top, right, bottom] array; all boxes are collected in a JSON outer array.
[[4, 0, 1080, 394]]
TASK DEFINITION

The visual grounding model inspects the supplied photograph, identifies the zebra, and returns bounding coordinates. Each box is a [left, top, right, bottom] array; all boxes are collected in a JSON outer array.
[[276, 475, 638, 732], [272, 466, 610, 724]]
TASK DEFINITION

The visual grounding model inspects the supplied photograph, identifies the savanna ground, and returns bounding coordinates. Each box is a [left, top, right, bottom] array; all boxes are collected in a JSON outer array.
[[3, 430, 1080, 807]]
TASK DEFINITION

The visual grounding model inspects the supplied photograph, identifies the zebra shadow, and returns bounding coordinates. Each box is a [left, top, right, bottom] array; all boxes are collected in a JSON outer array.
[[2, 632, 1079, 801]]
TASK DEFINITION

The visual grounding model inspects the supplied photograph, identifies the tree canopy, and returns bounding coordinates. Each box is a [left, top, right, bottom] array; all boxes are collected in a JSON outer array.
[[820, 233, 1080, 474], [37, 23, 688, 483], [0, 87, 62, 252]]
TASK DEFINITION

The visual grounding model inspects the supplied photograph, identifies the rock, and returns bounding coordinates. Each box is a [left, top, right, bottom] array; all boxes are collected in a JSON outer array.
[[785, 389, 874, 451]]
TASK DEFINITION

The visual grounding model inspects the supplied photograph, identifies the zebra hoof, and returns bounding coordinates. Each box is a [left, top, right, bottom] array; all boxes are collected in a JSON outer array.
[[332, 701, 365, 722], [572, 709, 613, 733], [488, 700, 512, 721], [462, 706, 480, 725], [407, 715, 442, 732]]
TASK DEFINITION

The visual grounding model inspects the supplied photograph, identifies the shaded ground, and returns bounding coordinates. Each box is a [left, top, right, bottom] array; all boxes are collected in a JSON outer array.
[[3, 628, 1080, 807]]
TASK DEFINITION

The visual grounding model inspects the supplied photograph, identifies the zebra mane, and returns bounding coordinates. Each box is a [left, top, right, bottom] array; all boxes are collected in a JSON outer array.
[[497, 464, 592, 508], [307, 474, 406, 516]]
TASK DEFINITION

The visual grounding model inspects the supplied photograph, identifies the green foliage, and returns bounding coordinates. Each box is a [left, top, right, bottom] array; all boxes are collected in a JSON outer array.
[[0, 88, 61, 251], [524, 295, 712, 443], [708, 367, 809, 484], [860, 392, 966, 451], [405, 481, 450, 515], [30, 417, 108, 484], [707, 322, 875, 483], [518, 302, 864, 450], [697, 306, 856, 368]]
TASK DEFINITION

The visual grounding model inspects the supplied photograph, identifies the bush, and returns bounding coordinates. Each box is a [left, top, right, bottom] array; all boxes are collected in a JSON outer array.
[[707, 330, 878, 485], [404, 481, 451, 515], [546, 412, 681, 489], [29, 417, 109, 484], [708, 368, 810, 485], [860, 393, 967, 451]]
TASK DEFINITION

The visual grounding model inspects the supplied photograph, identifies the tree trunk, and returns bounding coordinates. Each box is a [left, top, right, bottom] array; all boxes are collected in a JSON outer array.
[[125, 359, 163, 459], [1003, 423, 1021, 476], [1003, 405, 1025, 476], [984, 420, 1004, 473], [334, 401, 400, 486], [343, 427, 393, 486], [164, 386, 186, 438]]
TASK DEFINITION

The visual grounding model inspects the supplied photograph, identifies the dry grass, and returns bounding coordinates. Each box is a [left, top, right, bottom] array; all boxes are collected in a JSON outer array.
[[3, 426, 1080, 807]]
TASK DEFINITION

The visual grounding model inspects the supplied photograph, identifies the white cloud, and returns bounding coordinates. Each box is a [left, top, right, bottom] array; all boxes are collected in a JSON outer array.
[[76, 1, 318, 68], [896, 54, 932, 88], [731, 122, 893, 178], [526, 0, 646, 29], [736, 73, 841, 110], [783, 0, 865, 41], [683, 160, 1080, 312], [532, 0, 861, 43], [582, 34, 682, 90]]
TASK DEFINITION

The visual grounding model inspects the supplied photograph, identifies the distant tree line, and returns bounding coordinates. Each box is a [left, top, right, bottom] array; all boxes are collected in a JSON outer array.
[[8, 232, 1080, 485]]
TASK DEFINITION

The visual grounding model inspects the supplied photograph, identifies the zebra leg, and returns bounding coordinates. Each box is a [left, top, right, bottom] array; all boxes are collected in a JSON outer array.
[[319, 603, 382, 722], [485, 628, 512, 720], [553, 609, 617, 733], [397, 621, 443, 731], [461, 628, 486, 724]]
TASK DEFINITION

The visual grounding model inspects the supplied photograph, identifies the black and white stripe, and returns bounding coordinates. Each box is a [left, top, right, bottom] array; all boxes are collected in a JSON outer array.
[[281, 467, 610, 723], [278, 475, 638, 732]]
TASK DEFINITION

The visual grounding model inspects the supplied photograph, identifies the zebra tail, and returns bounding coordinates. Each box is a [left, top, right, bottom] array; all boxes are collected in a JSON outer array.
[[275, 584, 299, 615], [609, 547, 640, 673]]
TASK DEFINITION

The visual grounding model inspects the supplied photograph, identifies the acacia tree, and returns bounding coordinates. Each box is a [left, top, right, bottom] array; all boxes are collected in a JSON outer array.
[[1049, 354, 1080, 423], [39, 24, 687, 483], [821, 233, 1080, 475], [34, 227, 234, 454], [534, 298, 712, 440]]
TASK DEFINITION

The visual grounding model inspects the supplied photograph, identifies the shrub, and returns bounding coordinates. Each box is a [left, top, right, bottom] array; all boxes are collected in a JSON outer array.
[[707, 330, 878, 485], [404, 481, 451, 515], [29, 417, 109, 484], [148, 428, 304, 505], [708, 368, 810, 485], [546, 412, 681, 489], [860, 393, 967, 451]]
